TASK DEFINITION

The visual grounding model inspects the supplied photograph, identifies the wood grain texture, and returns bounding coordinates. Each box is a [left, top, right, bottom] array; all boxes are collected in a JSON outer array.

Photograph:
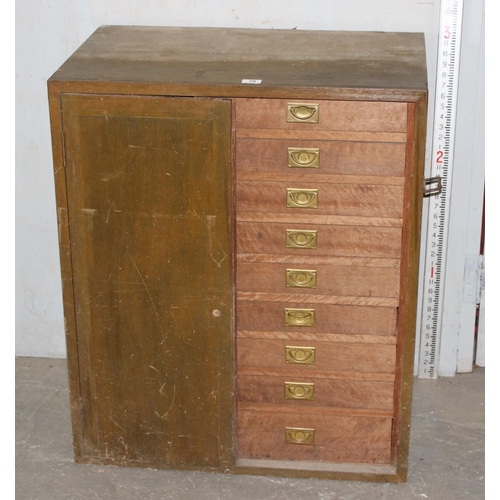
[[237, 338, 396, 373], [236, 180, 404, 218], [393, 98, 427, 478], [48, 84, 85, 460], [236, 262, 400, 298], [237, 410, 392, 463], [235, 99, 407, 132], [239, 403, 393, 418], [234, 458, 397, 480], [237, 253, 400, 268], [50, 27, 427, 96], [237, 222, 402, 258], [60, 94, 233, 468], [237, 300, 396, 335], [49, 79, 428, 105], [236, 139, 406, 177], [237, 330, 397, 345], [238, 366, 395, 382], [78, 453, 401, 482], [236, 171, 406, 185], [391, 102, 417, 467], [236, 213, 402, 228], [238, 375, 394, 410], [236, 129, 407, 142], [237, 292, 398, 308]]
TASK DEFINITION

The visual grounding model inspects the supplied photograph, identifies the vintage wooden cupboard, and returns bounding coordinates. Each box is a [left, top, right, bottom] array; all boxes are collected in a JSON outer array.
[[48, 26, 428, 482]]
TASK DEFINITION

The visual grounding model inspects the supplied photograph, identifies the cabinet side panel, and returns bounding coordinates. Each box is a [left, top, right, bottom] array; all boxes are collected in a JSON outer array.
[[48, 84, 85, 460], [392, 98, 427, 479], [60, 94, 233, 469]]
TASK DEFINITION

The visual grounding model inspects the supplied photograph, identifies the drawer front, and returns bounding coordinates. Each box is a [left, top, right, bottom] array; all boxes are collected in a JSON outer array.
[[238, 375, 394, 410], [237, 300, 397, 336], [237, 338, 396, 374], [236, 262, 400, 298], [236, 139, 406, 177], [236, 180, 405, 218], [237, 410, 392, 463], [236, 98, 407, 133], [237, 222, 402, 258]]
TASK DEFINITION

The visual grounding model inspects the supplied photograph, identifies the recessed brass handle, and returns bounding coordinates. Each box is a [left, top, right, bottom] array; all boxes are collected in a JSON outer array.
[[285, 308, 315, 327], [285, 346, 316, 365], [284, 382, 315, 400], [287, 103, 319, 123], [286, 269, 317, 288], [286, 188, 319, 209], [288, 148, 320, 168], [286, 229, 317, 249], [285, 427, 315, 445]]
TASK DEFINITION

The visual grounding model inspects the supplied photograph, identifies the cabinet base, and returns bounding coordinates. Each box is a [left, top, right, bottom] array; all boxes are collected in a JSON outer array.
[[234, 459, 403, 482], [75, 455, 405, 482]]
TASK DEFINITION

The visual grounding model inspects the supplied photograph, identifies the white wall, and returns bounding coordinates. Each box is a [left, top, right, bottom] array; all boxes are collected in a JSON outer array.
[[15, 1, 442, 358]]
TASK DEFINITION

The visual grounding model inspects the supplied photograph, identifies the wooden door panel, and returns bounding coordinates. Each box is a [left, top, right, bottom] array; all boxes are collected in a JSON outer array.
[[61, 94, 233, 468]]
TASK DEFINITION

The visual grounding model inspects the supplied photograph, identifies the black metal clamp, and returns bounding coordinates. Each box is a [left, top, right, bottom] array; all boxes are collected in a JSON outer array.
[[423, 176, 443, 197]]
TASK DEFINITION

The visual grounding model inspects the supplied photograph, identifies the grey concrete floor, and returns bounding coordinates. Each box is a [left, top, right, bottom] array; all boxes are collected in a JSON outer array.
[[16, 357, 484, 500]]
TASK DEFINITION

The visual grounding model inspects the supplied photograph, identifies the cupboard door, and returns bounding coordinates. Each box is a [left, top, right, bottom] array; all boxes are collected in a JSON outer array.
[[61, 94, 233, 468]]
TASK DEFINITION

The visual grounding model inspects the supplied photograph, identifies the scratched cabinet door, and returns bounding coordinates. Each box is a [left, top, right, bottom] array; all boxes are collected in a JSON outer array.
[[61, 94, 233, 468]]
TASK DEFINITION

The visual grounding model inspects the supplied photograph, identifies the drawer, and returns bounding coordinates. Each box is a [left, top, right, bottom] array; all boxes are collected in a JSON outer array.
[[237, 300, 397, 336], [237, 222, 402, 258], [237, 409, 392, 463], [236, 180, 404, 218], [237, 337, 396, 374], [236, 139, 406, 177], [236, 98, 407, 133], [238, 374, 394, 410], [237, 261, 400, 298]]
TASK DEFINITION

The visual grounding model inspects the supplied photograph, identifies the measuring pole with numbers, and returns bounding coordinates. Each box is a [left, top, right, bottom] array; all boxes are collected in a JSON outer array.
[[417, 0, 465, 379]]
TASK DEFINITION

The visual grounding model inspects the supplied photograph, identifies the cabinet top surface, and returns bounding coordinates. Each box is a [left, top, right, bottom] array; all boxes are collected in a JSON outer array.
[[49, 26, 427, 97]]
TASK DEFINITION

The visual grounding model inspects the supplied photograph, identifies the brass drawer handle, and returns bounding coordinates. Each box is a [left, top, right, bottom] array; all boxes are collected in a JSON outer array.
[[288, 148, 320, 168], [285, 427, 315, 445], [286, 188, 319, 208], [287, 103, 319, 123], [285, 346, 316, 365], [286, 229, 317, 249], [285, 308, 315, 327], [286, 269, 317, 288], [284, 382, 315, 400]]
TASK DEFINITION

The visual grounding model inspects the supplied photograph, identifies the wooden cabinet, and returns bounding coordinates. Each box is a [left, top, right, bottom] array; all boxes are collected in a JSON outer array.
[[48, 26, 428, 482]]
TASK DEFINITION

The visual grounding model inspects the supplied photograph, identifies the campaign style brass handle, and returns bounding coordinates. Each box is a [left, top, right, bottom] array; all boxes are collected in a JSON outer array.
[[285, 308, 316, 327], [286, 269, 317, 288], [285, 427, 315, 445], [287, 103, 319, 123], [285, 346, 316, 365], [286, 229, 317, 249], [287, 148, 320, 168], [284, 382, 315, 400], [286, 188, 319, 208]]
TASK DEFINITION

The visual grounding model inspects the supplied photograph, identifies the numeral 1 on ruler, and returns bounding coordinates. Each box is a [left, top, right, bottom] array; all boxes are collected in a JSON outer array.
[[418, 0, 464, 378]]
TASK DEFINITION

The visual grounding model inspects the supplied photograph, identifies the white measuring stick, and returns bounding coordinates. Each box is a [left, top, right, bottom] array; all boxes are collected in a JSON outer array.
[[418, 0, 464, 379]]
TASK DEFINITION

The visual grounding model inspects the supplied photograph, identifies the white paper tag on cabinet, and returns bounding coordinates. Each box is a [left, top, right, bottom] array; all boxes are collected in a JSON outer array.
[[241, 79, 262, 84]]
